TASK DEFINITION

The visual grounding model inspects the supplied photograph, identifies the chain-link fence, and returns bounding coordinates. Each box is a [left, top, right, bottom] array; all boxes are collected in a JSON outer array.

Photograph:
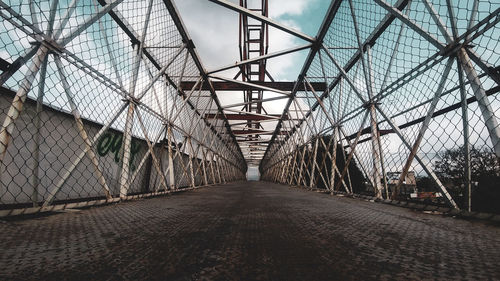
[[261, 0, 500, 213], [0, 0, 246, 215]]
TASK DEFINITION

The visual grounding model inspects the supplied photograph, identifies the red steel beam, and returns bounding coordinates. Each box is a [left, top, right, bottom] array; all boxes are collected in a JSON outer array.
[[205, 113, 288, 120], [181, 81, 326, 92], [232, 129, 289, 135]]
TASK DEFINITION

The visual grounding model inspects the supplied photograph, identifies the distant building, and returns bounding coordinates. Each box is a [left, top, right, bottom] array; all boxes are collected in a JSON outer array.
[[387, 171, 416, 185], [386, 171, 417, 197]]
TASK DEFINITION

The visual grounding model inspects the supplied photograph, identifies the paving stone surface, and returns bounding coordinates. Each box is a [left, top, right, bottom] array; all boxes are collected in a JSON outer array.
[[1, 181, 499, 280]]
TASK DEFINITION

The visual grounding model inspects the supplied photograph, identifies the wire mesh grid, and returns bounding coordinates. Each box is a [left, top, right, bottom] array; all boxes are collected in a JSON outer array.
[[261, 0, 499, 212], [0, 0, 245, 211]]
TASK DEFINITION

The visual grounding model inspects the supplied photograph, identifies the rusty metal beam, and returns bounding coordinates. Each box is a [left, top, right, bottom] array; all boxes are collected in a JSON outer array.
[[180, 81, 326, 92], [205, 113, 288, 121], [238, 139, 270, 141], [232, 129, 288, 135]]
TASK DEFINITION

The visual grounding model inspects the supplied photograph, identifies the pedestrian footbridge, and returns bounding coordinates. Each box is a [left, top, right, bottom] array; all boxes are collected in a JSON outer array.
[[0, 0, 499, 279]]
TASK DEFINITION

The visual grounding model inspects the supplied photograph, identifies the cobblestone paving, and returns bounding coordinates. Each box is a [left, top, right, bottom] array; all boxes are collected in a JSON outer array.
[[1, 181, 499, 280]]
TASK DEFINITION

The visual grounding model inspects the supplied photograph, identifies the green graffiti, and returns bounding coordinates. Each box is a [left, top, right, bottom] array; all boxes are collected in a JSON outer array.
[[97, 132, 141, 171]]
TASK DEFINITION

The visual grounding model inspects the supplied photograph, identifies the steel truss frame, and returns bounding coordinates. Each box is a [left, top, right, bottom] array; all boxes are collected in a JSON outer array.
[[0, 0, 246, 215], [260, 0, 500, 211], [0, 0, 498, 215]]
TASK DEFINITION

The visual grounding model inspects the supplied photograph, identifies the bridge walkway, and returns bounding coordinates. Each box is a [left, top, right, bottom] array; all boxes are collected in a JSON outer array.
[[1, 181, 499, 280]]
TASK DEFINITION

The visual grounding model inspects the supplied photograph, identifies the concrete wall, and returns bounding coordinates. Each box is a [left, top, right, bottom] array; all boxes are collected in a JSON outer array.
[[0, 88, 204, 205]]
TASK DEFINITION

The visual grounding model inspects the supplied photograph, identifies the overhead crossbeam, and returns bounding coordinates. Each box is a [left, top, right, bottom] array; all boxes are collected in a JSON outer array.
[[232, 129, 288, 135], [207, 44, 313, 74], [205, 113, 287, 121], [222, 96, 289, 109], [236, 140, 270, 143], [209, 75, 290, 95], [180, 81, 326, 92]]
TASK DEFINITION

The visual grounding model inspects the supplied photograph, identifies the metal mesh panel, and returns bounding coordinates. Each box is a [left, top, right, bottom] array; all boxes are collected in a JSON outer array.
[[0, 0, 245, 213], [261, 0, 500, 213], [1, 0, 499, 215]]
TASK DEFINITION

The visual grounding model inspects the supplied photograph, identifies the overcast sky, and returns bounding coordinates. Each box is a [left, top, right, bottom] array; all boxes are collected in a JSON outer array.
[[173, 0, 330, 150], [174, 0, 329, 80]]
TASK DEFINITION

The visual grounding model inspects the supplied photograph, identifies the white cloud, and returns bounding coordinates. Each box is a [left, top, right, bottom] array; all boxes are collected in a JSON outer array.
[[173, 0, 313, 77], [173, 0, 316, 107], [172, 0, 321, 158], [173, 1, 239, 70], [268, 0, 316, 18]]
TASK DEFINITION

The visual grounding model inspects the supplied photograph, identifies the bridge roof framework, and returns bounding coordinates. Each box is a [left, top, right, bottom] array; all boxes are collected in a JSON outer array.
[[0, 0, 498, 215]]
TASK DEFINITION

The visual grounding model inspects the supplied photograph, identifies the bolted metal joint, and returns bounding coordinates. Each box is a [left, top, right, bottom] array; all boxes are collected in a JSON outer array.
[[439, 42, 461, 57], [41, 39, 64, 55], [362, 100, 380, 109], [122, 96, 140, 105]]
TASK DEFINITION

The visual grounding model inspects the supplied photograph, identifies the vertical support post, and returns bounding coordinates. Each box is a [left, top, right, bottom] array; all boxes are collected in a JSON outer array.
[[119, 0, 153, 198], [457, 58, 472, 211], [187, 137, 196, 188], [309, 137, 319, 188], [297, 142, 307, 187], [200, 146, 209, 185], [329, 128, 338, 192], [366, 45, 384, 198], [289, 146, 299, 185], [220, 158, 227, 184], [209, 150, 217, 184], [166, 125, 176, 189], [31, 55, 49, 206], [338, 128, 354, 193], [0, 46, 48, 163], [29, 0, 40, 30], [457, 48, 500, 157], [215, 155, 222, 184], [281, 153, 289, 183], [120, 101, 135, 199]]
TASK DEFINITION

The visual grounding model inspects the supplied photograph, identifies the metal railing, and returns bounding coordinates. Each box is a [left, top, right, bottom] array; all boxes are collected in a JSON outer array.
[[0, 0, 246, 215], [0, 0, 499, 216], [261, 0, 500, 213]]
